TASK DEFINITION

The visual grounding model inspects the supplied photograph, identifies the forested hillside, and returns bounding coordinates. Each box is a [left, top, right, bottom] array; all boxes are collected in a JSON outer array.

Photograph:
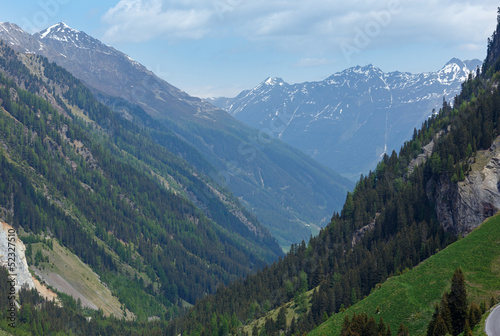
[[1, 7, 500, 336], [311, 213, 500, 335], [0, 41, 283, 321], [165, 9, 500, 336], [0, 22, 354, 248]]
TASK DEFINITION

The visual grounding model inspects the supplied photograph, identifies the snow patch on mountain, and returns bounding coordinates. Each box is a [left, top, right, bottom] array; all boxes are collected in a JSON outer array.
[[212, 59, 481, 179], [264, 77, 285, 86]]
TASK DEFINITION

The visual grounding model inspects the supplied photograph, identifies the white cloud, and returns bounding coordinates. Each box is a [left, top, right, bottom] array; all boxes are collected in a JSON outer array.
[[102, 0, 213, 42], [102, 0, 499, 55]]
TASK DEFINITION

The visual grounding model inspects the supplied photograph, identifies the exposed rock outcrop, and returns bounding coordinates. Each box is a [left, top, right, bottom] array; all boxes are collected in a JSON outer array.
[[0, 222, 35, 292], [351, 213, 380, 247], [432, 136, 500, 235], [0, 222, 58, 303], [407, 130, 445, 176]]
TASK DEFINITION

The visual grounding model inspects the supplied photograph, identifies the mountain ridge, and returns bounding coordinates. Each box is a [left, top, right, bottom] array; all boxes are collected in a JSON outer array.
[[0, 41, 284, 319], [210, 58, 481, 180], [0, 21, 354, 247]]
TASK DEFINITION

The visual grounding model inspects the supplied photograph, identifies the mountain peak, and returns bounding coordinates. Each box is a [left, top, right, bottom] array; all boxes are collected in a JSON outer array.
[[464, 59, 483, 70], [347, 64, 381, 73], [263, 77, 285, 86], [436, 58, 473, 84], [325, 64, 381, 81], [444, 57, 465, 67], [38, 22, 80, 40], [33, 22, 108, 54], [0, 22, 25, 35]]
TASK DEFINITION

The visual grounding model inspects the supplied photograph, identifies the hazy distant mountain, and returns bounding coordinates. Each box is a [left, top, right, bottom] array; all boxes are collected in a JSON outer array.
[[210, 59, 481, 180], [0, 22, 353, 247]]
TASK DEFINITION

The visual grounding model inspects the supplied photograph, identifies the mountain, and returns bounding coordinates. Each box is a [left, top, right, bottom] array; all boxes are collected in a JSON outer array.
[[0, 22, 354, 247], [210, 59, 482, 180], [167, 10, 500, 335], [0, 40, 284, 320], [0, 7, 498, 336], [310, 213, 500, 335]]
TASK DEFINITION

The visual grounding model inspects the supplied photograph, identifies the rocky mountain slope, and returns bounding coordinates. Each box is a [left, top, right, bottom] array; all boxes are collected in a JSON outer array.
[[433, 136, 500, 236], [0, 222, 34, 292], [0, 41, 284, 319], [211, 59, 481, 180], [0, 22, 353, 246]]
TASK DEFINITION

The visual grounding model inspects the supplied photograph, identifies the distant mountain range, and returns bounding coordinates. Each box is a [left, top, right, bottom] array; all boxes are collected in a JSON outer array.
[[0, 22, 353, 247], [210, 59, 481, 180]]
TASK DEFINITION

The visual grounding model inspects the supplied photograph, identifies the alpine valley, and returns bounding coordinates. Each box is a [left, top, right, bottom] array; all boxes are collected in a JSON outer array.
[[0, 22, 353, 248], [0, 5, 499, 336], [210, 59, 481, 180]]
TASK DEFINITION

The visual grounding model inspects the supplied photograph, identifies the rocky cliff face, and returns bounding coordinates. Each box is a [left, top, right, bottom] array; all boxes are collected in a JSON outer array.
[[432, 136, 500, 235], [0, 222, 34, 292]]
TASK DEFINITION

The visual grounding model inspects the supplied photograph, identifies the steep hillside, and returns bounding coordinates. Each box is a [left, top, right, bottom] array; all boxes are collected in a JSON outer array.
[[29, 238, 128, 319], [0, 8, 498, 336], [166, 8, 500, 336], [0, 22, 354, 247], [311, 213, 500, 335], [0, 41, 283, 320], [211, 60, 480, 180]]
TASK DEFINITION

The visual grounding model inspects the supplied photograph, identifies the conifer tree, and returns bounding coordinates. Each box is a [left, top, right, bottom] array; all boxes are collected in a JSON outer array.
[[252, 323, 259, 336], [378, 317, 387, 335], [288, 317, 297, 336], [426, 305, 440, 336], [447, 268, 468, 335], [433, 315, 449, 336], [440, 294, 452, 332], [397, 322, 409, 336], [366, 316, 378, 335], [340, 315, 351, 336], [463, 319, 472, 336], [276, 307, 286, 331], [468, 302, 482, 328]]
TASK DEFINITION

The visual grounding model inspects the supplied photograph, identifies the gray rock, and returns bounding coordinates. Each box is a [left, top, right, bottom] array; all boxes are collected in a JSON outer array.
[[0, 222, 35, 292], [433, 137, 500, 235]]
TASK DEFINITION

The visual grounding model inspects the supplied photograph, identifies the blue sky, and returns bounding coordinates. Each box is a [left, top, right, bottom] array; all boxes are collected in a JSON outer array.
[[0, 0, 498, 97]]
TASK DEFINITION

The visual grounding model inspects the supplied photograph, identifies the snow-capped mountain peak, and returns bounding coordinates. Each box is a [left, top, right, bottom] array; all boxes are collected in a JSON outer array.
[[437, 58, 476, 85], [211, 59, 482, 179], [0, 22, 46, 53], [0, 22, 26, 40], [38, 22, 79, 39], [0, 22, 24, 33], [34, 22, 91, 48], [263, 77, 285, 86]]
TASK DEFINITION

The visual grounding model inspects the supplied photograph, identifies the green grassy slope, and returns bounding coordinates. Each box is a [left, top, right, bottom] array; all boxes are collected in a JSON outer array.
[[311, 213, 500, 335]]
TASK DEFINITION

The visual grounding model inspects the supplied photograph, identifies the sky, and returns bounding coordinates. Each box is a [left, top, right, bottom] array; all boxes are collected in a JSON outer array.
[[0, 0, 498, 98]]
